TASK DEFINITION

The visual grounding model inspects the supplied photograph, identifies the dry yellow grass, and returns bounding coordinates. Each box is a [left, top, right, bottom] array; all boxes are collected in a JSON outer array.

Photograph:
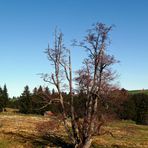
[[93, 120, 148, 148], [0, 113, 52, 148], [0, 113, 148, 148]]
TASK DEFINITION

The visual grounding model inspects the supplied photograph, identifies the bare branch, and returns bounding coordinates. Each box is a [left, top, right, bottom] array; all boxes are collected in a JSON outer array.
[[41, 23, 118, 147], [37, 98, 60, 110]]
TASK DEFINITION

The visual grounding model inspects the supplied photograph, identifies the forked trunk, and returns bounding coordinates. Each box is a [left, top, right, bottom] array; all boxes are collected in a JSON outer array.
[[82, 139, 92, 148], [75, 138, 92, 148]]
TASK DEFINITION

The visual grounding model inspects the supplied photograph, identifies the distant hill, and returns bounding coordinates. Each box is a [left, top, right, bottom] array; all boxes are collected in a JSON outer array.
[[128, 89, 148, 95]]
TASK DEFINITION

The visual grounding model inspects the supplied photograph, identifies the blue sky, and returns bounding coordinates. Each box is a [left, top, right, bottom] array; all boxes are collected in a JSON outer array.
[[0, 0, 148, 97]]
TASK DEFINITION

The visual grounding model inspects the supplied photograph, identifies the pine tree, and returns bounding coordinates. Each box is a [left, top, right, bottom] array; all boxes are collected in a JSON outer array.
[[19, 85, 32, 114], [44, 86, 51, 95], [37, 85, 43, 94], [52, 88, 55, 95], [0, 87, 3, 112], [3, 84, 9, 110], [33, 87, 38, 95]]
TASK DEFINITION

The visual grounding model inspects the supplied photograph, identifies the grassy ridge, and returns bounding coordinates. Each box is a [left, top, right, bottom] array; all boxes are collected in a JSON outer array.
[[128, 89, 148, 95]]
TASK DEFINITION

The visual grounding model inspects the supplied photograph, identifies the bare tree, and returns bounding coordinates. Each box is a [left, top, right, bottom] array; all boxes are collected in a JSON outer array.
[[41, 29, 79, 144], [41, 23, 118, 148]]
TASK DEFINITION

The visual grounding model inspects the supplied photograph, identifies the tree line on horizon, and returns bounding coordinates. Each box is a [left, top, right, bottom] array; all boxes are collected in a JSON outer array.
[[0, 84, 147, 126]]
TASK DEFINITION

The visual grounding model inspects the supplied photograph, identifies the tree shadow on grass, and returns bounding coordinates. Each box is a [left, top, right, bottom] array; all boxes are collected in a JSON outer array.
[[3, 131, 73, 148], [39, 134, 73, 148]]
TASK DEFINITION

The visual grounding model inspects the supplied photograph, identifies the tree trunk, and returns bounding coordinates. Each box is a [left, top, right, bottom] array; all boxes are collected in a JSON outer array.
[[82, 139, 92, 148], [75, 138, 92, 148]]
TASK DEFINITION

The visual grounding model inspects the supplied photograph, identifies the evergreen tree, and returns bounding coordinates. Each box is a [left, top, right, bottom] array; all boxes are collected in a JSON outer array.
[[52, 88, 55, 95], [3, 84, 9, 109], [33, 87, 38, 95], [19, 85, 32, 114], [122, 93, 148, 125], [32, 86, 50, 115], [37, 85, 43, 94], [134, 93, 148, 125], [44, 86, 51, 95], [8, 96, 19, 109], [0, 84, 9, 111], [32, 86, 44, 114], [0, 87, 3, 112]]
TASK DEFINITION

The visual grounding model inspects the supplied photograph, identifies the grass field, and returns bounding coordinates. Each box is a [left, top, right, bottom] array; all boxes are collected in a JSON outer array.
[[0, 112, 148, 148], [128, 89, 148, 95]]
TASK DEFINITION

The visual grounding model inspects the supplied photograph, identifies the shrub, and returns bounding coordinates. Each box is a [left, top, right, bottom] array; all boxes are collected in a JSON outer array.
[[122, 93, 148, 125]]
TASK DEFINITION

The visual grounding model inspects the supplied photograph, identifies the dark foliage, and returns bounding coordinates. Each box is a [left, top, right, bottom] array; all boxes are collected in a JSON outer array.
[[2, 82, 147, 127], [19, 85, 32, 114], [7, 97, 20, 109], [0, 84, 9, 112], [122, 93, 148, 125]]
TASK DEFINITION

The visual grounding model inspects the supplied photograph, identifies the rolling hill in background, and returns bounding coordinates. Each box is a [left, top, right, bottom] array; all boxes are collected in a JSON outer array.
[[128, 89, 148, 95]]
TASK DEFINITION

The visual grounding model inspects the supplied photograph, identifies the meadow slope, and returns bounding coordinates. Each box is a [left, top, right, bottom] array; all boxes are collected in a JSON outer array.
[[0, 113, 148, 148]]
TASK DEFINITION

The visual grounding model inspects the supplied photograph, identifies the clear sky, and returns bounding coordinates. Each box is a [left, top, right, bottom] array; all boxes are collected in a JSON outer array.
[[0, 0, 148, 97]]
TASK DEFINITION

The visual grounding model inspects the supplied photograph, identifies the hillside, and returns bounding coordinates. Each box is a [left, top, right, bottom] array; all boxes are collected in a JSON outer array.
[[128, 89, 148, 95], [0, 112, 148, 148]]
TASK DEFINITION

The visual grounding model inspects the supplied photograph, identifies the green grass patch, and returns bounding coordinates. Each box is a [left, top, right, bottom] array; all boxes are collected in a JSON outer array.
[[0, 140, 10, 148], [128, 89, 148, 95]]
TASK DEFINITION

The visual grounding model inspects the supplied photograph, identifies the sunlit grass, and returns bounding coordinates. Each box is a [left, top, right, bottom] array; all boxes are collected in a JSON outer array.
[[0, 113, 148, 147], [92, 120, 148, 148], [128, 89, 148, 95]]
